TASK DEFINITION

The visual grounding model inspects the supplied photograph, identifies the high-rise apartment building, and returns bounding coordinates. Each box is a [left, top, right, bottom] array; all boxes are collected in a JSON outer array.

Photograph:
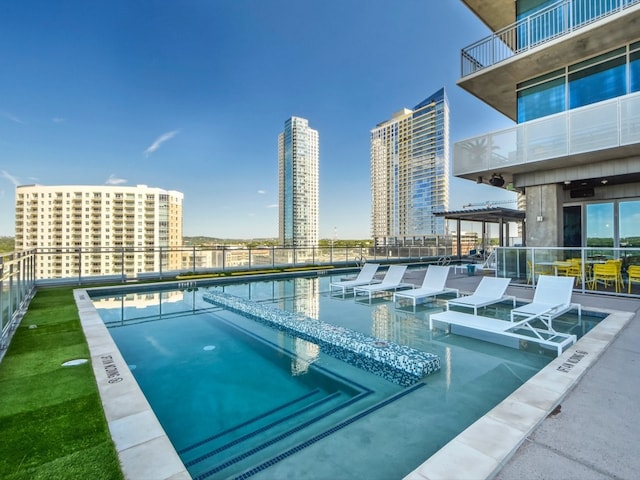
[[15, 184, 183, 279], [371, 88, 450, 246], [454, 1, 640, 248], [278, 116, 319, 247]]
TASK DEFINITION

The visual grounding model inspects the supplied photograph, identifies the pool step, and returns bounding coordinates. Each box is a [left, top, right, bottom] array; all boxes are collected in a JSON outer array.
[[181, 389, 362, 479]]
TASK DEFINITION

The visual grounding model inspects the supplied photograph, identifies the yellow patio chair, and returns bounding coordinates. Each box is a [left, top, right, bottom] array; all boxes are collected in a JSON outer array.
[[627, 265, 640, 294], [590, 263, 621, 292], [527, 260, 552, 284], [563, 259, 583, 285], [606, 259, 624, 289]]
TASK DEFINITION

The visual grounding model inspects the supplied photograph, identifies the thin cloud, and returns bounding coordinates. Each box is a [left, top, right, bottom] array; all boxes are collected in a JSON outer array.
[[1, 170, 21, 186], [257, 189, 266, 194], [52, 117, 65, 123], [105, 174, 127, 185], [2, 112, 24, 124], [144, 130, 179, 157], [266, 204, 278, 209]]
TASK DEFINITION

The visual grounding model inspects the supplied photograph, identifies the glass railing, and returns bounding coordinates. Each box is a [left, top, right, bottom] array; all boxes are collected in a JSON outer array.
[[495, 246, 640, 295], [15, 242, 462, 286], [1, 251, 36, 352], [461, 0, 640, 77], [453, 92, 640, 176]]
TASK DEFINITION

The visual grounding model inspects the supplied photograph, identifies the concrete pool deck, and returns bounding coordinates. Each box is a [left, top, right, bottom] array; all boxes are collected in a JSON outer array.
[[404, 272, 639, 480], [74, 271, 640, 479]]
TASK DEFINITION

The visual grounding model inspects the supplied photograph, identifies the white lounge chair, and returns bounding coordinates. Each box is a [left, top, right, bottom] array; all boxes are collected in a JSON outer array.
[[510, 275, 582, 327], [329, 263, 380, 295], [446, 276, 515, 315], [393, 265, 459, 309], [353, 265, 412, 302]]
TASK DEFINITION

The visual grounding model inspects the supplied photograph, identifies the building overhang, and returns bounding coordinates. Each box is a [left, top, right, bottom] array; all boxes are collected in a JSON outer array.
[[461, 0, 515, 32], [457, 144, 640, 190], [458, 4, 640, 121]]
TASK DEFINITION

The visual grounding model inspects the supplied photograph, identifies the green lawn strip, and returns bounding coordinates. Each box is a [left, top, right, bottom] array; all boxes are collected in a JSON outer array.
[[0, 395, 114, 477], [0, 288, 123, 480], [5, 441, 123, 480], [0, 342, 90, 380], [0, 364, 95, 416]]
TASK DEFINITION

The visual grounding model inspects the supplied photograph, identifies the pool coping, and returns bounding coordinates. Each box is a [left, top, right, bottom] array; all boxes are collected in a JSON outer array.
[[73, 289, 191, 480], [73, 287, 631, 480]]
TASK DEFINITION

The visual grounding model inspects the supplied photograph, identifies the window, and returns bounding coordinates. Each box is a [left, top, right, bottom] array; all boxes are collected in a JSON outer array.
[[586, 203, 614, 247], [619, 201, 640, 248], [569, 53, 626, 109], [517, 76, 565, 122]]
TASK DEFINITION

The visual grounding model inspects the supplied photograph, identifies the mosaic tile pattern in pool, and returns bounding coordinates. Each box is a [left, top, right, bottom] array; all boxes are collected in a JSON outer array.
[[202, 290, 440, 386]]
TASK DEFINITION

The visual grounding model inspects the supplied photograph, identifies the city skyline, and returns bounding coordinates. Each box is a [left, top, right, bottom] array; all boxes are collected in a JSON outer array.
[[0, 1, 517, 240]]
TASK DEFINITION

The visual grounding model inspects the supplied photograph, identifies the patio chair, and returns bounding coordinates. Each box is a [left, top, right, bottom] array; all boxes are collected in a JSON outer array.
[[628, 265, 640, 294], [510, 275, 581, 325], [393, 265, 459, 309], [353, 265, 412, 302], [590, 263, 621, 292], [527, 260, 552, 284], [562, 258, 583, 286], [445, 276, 515, 315], [329, 263, 380, 295]]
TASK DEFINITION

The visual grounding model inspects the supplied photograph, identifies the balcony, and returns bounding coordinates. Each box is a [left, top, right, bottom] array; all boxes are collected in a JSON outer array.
[[453, 92, 640, 186], [459, 0, 640, 120]]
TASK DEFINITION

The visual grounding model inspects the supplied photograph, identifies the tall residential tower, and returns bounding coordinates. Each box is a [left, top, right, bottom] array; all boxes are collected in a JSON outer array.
[[371, 88, 450, 246], [454, 1, 640, 248], [278, 116, 319, 247]]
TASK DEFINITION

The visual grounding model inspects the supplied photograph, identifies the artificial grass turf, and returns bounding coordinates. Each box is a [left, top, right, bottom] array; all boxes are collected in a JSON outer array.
[[0, 288, 123, 480]]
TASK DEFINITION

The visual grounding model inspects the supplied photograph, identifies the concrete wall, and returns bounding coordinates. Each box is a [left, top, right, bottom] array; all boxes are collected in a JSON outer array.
[[525, 184, 564, 247]]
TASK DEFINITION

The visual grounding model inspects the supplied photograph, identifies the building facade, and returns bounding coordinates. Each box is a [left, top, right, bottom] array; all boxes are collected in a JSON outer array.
[[15, 184, 183, 279], [455, 0, 640, 248], [370, 88, 450, 247], [278, 116, 319, 247]]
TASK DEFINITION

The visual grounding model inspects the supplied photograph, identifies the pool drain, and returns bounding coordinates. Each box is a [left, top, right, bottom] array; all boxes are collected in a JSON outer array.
[[62, 358, 88, 367]]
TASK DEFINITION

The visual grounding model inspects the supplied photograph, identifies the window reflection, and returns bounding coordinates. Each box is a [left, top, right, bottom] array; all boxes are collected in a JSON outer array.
[[586, 203, 614, 247], [619, 201, 640, 248]]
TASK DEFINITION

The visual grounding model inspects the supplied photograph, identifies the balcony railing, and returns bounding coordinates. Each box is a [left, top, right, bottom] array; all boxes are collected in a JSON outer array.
[[461, 0, 640, 77], [453, 92, 640, 176]]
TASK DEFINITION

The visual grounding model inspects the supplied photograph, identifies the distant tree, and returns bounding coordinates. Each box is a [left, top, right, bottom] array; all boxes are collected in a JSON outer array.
[[0, 237, 15, 253]]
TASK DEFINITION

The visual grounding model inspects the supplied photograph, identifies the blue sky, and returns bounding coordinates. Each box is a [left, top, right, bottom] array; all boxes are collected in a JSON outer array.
[[0, 0, 516, 239]]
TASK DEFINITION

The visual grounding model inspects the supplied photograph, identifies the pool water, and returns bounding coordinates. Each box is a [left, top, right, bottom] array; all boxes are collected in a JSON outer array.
[[90, 273, 600, 479]]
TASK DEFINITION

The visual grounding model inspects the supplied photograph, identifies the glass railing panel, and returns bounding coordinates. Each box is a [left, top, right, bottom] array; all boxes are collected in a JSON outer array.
[[453, 93, 637, 176], [497, 246, 640, 295], [525, 113, 568, 161], [620, 93, 640, 145], [569, 101, 620, 154]]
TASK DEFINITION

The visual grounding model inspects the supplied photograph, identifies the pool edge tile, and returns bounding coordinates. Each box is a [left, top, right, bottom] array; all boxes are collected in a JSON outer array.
[[74, 288, 191, 480]]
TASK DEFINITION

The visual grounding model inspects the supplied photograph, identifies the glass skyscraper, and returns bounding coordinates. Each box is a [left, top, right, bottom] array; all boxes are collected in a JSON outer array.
[[278, 116, 319, 247], [370, 88, 450, 246]]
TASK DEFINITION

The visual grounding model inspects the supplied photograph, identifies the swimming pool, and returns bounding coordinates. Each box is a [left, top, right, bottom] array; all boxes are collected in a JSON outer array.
[[89, 272, 600, 479]]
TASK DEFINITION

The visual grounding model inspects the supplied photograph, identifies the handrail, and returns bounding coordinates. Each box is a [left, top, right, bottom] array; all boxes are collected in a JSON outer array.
[[461, 0, 640, 77]]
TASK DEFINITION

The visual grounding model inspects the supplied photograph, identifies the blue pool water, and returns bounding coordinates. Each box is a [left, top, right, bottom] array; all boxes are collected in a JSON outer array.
[[90, 273, 600, 479]]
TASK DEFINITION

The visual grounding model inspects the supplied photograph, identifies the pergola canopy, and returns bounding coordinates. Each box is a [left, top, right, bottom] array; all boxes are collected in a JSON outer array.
[[433, 207, 525, 224], [434, 207, 526, 254]]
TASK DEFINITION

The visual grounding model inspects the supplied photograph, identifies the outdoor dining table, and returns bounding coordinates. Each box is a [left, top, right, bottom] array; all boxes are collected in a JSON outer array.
[[536, 261, 572, 275]]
